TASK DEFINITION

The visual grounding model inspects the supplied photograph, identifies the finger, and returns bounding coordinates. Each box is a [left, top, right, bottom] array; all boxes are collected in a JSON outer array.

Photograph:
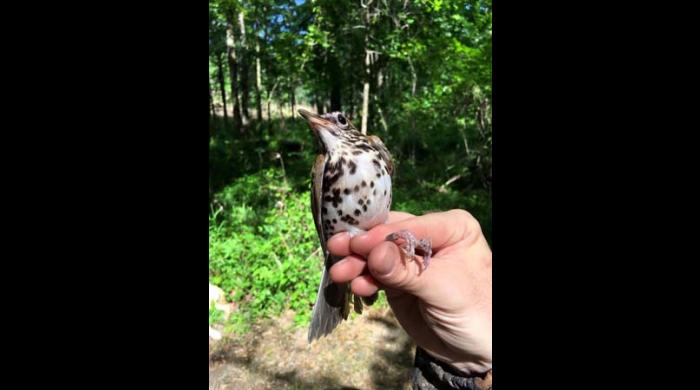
[[327, 212, 413, 258], [327, 232, 351, 257], [351, 209, 480, 258], [387, 211, 415, 223], [329, 255, 367, 283], [366, 241, 425, 294], [351, 274, 380, 296]]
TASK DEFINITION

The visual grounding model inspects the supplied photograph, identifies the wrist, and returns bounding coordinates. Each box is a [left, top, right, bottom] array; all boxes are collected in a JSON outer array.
[[437, 312, 492, 376], [413, 348, 492, 389], [474, 369, 493, 390], [451, 360, 492, 377]]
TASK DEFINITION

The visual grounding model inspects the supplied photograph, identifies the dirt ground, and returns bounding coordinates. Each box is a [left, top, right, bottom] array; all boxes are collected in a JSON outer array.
[[209, 307, 416, 389]]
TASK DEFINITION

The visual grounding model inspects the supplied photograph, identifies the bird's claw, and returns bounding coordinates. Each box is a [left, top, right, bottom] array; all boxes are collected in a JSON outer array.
[[385, 229, 432, 272]]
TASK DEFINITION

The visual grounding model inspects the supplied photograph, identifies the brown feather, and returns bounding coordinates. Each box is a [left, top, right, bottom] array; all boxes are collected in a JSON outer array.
[[310, 154, 327, 252], [368, 135, 394, 176], [308, 153, 351, 341]]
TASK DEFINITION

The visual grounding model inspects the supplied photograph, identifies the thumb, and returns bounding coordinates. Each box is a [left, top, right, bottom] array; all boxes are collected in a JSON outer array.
[[367, 241, 426, 294]]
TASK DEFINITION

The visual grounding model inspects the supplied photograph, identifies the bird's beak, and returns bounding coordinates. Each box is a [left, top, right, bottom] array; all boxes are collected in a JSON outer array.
[[298, 109, 333, 134]]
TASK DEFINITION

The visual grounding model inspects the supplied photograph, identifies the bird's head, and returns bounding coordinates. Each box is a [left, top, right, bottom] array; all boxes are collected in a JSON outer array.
[[298, 109, 362, 154]]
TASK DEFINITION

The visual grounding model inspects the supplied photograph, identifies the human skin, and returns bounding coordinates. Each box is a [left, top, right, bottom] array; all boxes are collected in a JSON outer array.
[[327, 209, 492, 375]]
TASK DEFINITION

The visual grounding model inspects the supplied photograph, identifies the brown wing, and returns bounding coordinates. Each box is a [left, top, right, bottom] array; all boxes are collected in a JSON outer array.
[[308, 153, 350, 341], [310, 154, 327, 253], [368, 135, 394, 177]]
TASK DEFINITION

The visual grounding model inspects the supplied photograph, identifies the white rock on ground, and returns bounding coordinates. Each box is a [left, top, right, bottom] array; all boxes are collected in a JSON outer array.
[[210, 283, 233, 341]]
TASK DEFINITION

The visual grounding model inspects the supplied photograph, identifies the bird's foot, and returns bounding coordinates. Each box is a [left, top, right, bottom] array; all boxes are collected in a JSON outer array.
[[385, 229, 432, 272]]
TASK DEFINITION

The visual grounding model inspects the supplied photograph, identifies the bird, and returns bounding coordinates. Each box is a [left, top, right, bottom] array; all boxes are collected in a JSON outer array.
[[298, 108, 432, 342]]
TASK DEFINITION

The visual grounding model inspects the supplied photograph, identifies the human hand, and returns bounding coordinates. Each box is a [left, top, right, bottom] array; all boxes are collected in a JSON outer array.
[[327, 209, 492, 375]]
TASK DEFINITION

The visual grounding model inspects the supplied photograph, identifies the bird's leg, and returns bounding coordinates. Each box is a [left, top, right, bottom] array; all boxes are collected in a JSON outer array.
[[385, 230, 432, 271], [418, 237, 432, 269]]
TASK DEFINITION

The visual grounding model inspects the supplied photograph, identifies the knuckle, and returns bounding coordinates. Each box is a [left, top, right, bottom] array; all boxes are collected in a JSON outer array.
[[448, 209, 482, 241]]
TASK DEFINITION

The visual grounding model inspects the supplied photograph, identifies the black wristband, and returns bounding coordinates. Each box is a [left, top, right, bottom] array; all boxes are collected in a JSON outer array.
[[411, 347, 492, 390]]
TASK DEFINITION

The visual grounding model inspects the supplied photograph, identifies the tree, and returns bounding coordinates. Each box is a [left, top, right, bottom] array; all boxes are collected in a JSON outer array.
[[225, 9, 243, 129], [238, 11, 251, 124], [209, 78, 215, 117], [216, 54, 228, 122], [209, 0, 492, 187]]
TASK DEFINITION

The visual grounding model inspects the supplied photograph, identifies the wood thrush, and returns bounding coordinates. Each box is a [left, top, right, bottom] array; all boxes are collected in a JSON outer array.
[[298, 109, 432, 342]]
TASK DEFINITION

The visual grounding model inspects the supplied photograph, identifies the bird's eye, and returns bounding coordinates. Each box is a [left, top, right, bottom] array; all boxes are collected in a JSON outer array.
[[337, 114, 347, 126]]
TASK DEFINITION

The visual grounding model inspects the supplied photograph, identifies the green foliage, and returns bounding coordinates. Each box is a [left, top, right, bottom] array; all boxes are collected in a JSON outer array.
[[209, 302, 225, 326], [395, 186, 491, 245], [209, 168, 323, 329]]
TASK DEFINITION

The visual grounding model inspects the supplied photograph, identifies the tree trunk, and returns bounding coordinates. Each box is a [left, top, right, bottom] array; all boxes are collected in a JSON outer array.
[[360, 0, 373, 134], [267, 97, 271, 121], [407, 57, 417, 96], [254, 22, 263, 121], [330, 84, 341, 112], [266, 81, 278, 121], [329, 54, 342, 112], [350, 81, 356, 120], [459, 126, 470, 156], [374, 98, 388, 134], [314, 94, 322, 114], [290, 87, 296, 115], [360, 49, 371, 135], [279, 103, 286, 130], [225, 13, 242, 129], [407, 55, 416, 163], [216, 55, 228, 122], [209, 77, 215, 117], [476, 98, 490, 139], [238, 11, 250, 124]]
